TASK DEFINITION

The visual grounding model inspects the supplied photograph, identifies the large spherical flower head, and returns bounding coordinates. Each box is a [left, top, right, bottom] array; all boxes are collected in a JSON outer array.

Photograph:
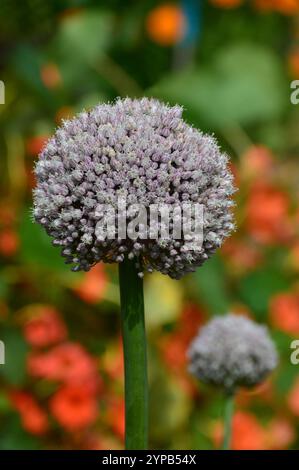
[[187, 314, 278, 392], [33, 98, 235, 279]]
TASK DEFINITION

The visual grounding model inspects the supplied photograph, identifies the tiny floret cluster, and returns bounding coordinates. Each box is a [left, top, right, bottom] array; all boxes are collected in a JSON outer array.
[[33, 98, 234, 278], [188, 314, 278, 392]]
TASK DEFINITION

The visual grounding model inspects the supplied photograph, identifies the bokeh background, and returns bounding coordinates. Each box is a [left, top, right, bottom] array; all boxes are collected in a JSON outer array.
[[1, 0, 299, 450]]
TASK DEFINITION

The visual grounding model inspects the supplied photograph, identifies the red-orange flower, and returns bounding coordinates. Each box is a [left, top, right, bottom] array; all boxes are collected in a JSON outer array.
[[0, 228, 19, 257], [267, 417, 295, 449], [26, 135, 49, 156], [146, 4, 186, 46], [28, 342, 99, 390], [74, 263, 107, 304], [222, 238, 262, 273], [159, 304, 205, 396], [23, 305, 67, 348], [40, 63, 61, 89], [213, 411, 267, 450], [9, 391, 48, 435], [246, 183, 291, 244], [233, 412, 266, 449], [237, 378, 274, 406], [270, 292, 299, 335], [160, 303, 205, 371], [240, 145, 273, 180], [50, 385, 98, 432], [254, 0, 299, 14], [106, 397, 125, 441]]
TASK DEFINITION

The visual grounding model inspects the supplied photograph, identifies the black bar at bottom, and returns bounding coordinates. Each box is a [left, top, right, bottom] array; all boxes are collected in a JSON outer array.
[[0, 450, 297, 466]]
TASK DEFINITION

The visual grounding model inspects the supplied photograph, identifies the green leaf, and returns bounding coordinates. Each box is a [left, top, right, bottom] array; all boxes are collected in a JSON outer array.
[[0, 392, 11, 413], [0, 328, 28, 386], [272, 330, 294, 359], [11, 45, 45, 93], [274, 361, 298, 396], [0, 274, 8, 299], [19, 208, 69, 272], [54, 10, 113, 65], [150, 43, 288, 128], [238, 267, 289, 320], [0, 414, 39, 450], [10, 45, 54, 108], [194, 255, 231, 314]]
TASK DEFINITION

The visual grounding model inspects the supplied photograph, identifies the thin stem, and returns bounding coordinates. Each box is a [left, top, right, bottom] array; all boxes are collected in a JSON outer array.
[[222, 392, 234, 450], [119, 258, 148, 450]]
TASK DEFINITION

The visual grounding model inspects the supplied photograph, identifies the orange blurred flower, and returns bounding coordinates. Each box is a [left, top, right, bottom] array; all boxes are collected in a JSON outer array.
[[213, 411, 267, 449], [106, 397, 125, 441], [237, 378, 274, 406], [74, 263, 107, 304], [28, 342, 99, 390], [159, 304, 205, 396], [146, 4, 186, 46], [84, 433, 122, 450], [274, 0, 299, 14], [50, 385, 98, 432], [254, 0, 299, 14], [267, 417, 295, 449], [222, 238, 262, 273], [270, 292, 299, 335], [160, 332, 188, 371], [26, 135, 49, 156], [288, 48, 299, 78], [23, 305, 67, 348], [160, 303, 205, 371], [178, 303, 206, 344], [0, 228, 19, 257], [210, 0, 243, 8], [40, 63, 62, 89], [9, 391, 49, 435], [287, 378, 299, 416], [246, 183, 291, 244], [240, 145, 273, 180]]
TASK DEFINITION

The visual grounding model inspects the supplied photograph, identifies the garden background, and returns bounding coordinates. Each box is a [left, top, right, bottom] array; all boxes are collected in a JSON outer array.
[[1, 0, 299, 450]]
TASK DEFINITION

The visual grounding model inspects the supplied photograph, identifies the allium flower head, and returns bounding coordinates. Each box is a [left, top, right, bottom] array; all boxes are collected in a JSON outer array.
[[33, 98, 235, 278], [188, 314, 278, 392]]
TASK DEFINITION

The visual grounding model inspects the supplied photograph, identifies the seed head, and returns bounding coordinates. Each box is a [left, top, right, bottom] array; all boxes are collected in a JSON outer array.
[[187, 314, 278, 392], [33, 98, 235, 278]]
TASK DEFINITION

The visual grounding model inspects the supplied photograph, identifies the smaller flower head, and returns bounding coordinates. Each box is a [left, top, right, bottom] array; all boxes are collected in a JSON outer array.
[[187, 314, 278, 392]]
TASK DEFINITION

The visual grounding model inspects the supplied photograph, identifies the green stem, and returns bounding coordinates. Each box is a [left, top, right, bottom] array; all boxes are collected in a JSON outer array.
[[222, 392, 234, 450], [119, 258, 148, 450]]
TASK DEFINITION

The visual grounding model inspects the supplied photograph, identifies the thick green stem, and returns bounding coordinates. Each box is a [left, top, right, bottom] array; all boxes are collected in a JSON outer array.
[[222, 393, 234, 450], [119, 258, 148, 450]]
